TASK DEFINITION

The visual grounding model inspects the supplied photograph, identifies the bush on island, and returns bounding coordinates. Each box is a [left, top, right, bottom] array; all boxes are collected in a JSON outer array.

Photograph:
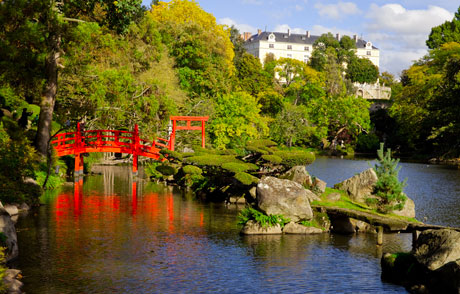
[[273, 150, 315, 168], [221, 162, 259, 174], [182, 165, 202, 175], [261, 154, 283, 165], [234, 172, 259, 186]]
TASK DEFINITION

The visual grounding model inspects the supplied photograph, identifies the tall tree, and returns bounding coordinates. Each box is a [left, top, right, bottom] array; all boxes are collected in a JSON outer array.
[[346, 56, 379, 84], [426, 7, 460, 49], [0, 0, 143, 155]]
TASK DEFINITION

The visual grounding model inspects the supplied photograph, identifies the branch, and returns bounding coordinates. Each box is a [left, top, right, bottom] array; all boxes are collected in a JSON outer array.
[[132, 86, 151, 99], [62, 17, 86, 23]]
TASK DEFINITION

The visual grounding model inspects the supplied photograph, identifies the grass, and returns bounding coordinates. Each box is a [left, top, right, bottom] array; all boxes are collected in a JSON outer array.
[[313, 187, 421, 224]]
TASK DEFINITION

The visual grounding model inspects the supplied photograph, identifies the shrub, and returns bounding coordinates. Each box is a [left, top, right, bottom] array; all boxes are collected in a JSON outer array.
[[183, 155, 238, 167], [261, 154, 282, 165], [156, 164, 177, 176], [273, 150, 315, 168], [145, 162, 163, 179], [237, 207, 290, 228], [182, 165, 202, 175], [160, 149, 183, 161], [234, 172, 259, 186], [34, 170, 65, 190], [221, 162, 258, 174], [0, 247, 7, 294], [372, 143, 407, 213]]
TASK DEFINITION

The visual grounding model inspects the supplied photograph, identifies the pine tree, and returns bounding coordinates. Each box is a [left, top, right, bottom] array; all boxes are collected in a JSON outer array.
[[372, 143, 407, 213]]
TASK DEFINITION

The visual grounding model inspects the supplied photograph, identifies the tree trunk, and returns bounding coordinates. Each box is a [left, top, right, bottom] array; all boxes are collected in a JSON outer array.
[[35, 32, 61, 156]]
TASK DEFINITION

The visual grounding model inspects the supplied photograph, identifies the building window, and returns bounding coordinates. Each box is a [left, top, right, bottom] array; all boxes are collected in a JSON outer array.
[[287, 45, 292, 50], [366, 51, 371, 56], [269, 44, 274, 48], [304, 46, 309, 51], [287, 54, 292, 58], [304, 59, 308, 63]]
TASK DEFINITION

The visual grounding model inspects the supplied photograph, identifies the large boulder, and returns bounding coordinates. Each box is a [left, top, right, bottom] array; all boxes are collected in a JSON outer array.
[[414, 229, 460, 271], [280, 166, 311, 187], [393, 196, 416, 218], [241, 220, 282, 235], [334, 168, 378, 203], [0, 203, 18, 261], [283, 222, 323, 234], [257, 176, 313, 222]]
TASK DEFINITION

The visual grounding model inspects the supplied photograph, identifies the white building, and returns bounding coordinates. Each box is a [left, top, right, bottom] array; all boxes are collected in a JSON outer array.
[[243, 29, 380, 68], [243, 29, 389, 100]]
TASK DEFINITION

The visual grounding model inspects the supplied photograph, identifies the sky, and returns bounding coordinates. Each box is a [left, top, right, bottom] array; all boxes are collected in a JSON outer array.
[[141, 1, 459, 77]]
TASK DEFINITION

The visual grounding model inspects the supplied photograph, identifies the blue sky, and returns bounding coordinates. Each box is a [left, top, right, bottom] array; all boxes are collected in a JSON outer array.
[[142, 1, 459, 76]]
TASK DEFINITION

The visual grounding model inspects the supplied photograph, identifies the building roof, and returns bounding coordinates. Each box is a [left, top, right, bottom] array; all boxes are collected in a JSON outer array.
[[245, 31, 378, 50]]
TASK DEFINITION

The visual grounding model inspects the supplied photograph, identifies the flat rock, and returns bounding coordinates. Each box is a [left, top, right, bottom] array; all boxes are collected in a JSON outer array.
[[283, 222, 323, 234], [241, 220, 282, 235], [334, 168, 378, 203], [257, 176, 313, 222], [414, 229, 460, 271], [3, 269, 23, 294]]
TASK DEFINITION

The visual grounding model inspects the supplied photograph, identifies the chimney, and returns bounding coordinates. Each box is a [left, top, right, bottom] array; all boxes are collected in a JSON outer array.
[[288, 29, 291, 36], [336, 33, 340, 40], [306, 30, 310, 38], [258, 29, 262, 35], [353, 34, 358, 42], [241, 32, 252, 41]]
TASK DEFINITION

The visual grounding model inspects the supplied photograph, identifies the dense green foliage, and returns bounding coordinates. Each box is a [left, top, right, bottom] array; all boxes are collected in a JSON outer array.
[[427, 8, 460, 49], [237, 207, 290, 228], [371, 144, 407, 213]]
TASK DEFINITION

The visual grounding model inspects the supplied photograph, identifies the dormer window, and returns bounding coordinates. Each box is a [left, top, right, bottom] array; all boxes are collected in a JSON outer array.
[[284, 35, 288, 38], [301, 36, 306, 40], [268, 33, 276, 42], [366, 41, 372, 49]]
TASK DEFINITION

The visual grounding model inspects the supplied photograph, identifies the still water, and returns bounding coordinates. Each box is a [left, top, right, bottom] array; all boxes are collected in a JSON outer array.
[[13, 159, 460, 293]]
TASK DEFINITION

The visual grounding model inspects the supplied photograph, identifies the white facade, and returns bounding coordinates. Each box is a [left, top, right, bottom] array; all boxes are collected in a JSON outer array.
[[243, 30, 380, 68]]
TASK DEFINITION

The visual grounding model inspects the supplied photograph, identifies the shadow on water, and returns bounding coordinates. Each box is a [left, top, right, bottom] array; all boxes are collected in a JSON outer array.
[[14, 166, 410, 293]]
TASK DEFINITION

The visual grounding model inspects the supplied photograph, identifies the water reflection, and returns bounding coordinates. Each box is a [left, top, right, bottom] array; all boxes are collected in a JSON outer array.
[[15, 166, 408, 293]]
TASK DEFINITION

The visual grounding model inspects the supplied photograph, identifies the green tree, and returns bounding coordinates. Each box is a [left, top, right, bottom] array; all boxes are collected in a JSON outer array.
[[372, 143, 407, 213], [426, 7, 460, 49], [346, 56, 379, 84], [270, 103, 313, 147], [235, 53, 268, 96], [210, 92, 268, 149], [0, 0, 143, 155]]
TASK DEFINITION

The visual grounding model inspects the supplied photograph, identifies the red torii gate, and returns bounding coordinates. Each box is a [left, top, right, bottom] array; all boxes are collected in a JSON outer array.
[[51, 116, 208, 176]]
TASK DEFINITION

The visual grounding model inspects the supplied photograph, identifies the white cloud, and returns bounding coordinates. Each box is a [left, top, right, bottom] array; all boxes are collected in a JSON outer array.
[[314, 1, 361, 20], [218, 17, 257, 34], [366, 4, 453, 34], [364, 4, 454, 75]]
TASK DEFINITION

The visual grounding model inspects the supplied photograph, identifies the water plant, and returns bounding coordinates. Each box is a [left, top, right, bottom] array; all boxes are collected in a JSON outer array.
[[237, 207, 290, 228]]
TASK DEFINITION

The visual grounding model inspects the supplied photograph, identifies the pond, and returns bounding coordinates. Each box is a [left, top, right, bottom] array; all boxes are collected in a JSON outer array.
[[13, 159, 460, 293]]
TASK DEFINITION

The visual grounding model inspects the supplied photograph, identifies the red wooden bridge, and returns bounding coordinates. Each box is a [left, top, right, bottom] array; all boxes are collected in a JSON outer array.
[[51, 116, 208, 176]]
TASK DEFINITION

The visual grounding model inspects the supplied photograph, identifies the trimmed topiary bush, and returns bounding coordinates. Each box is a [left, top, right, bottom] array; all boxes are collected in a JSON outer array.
[[221, 162, 259, 174], [261, 154, 283, 165], [234, 172, 259, 186], [182, 165, 202, 175], [156, 164, 177, 176], [160, 149, 183, 161], [183, 155, 239, 167], [273, 150, 315, 168]]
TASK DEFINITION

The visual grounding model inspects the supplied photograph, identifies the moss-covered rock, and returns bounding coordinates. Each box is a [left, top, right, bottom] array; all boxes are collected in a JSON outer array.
[[234, 172, 259, 186], [182, 165, 202, 175], [261, 154, 282, 165], [221, 162, 259, 174]]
